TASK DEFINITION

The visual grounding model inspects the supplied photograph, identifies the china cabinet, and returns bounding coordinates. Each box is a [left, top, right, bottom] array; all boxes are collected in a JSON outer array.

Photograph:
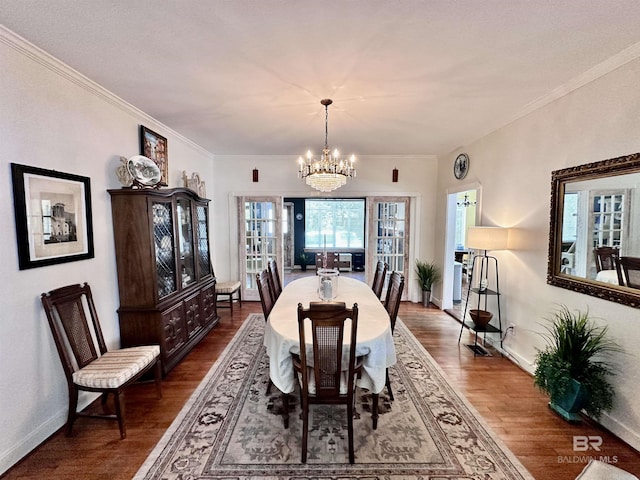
[[108, 187, 218, 375]]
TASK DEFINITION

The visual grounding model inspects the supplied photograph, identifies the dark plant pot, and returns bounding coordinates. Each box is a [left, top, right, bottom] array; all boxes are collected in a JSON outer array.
[[300, 263, 307, 272], [422, 289, 431, 307], [549, 378, 589, 423]]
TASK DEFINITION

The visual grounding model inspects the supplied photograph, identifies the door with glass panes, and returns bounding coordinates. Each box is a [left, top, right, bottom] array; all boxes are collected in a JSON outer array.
[[368, 197, 410, 300], [238, 197, 282, 301], [588, 190, 629, 277]]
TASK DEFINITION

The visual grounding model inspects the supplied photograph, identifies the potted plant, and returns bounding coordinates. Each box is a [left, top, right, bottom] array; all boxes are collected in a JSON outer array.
[[297, 252, 308, 272], [415, 260, 441, 306], [534, 305, 621, 422]]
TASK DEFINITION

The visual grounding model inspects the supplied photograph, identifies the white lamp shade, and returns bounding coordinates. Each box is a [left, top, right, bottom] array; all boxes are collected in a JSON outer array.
[[467, 227, 509, 251]]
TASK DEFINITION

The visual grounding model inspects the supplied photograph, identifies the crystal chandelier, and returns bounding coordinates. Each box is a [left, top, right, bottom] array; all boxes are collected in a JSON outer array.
[[298, 99, 356, 192]]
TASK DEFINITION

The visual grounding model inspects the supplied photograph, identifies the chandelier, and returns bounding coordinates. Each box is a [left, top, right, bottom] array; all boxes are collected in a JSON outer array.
[[457, 193, 476, 207], [298, 99, 356, 192]]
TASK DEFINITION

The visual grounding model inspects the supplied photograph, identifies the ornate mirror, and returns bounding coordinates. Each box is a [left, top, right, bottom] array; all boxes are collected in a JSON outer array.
[[547, 152, 640, 308]]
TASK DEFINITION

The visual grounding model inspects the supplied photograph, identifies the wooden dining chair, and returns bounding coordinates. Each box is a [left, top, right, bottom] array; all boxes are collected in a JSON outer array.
[[256, 269, 277, 395], [41, 283, 162, 439], [293, 301, 360, 464], [371, 261, 388, 299], [256, 269, 275, 318], [594, 246, 619, 272], [315, 251, 340, 270], [619, 257, 640, 288], [382, 271, 405, 402], [267, 258, 283, 300]]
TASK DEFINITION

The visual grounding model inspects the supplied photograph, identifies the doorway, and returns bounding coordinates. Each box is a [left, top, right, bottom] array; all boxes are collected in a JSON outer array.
[[443, 188, 478, 317]]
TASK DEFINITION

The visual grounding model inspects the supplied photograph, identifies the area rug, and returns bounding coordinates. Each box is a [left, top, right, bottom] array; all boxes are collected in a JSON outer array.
[[133, 313, 534, 480]]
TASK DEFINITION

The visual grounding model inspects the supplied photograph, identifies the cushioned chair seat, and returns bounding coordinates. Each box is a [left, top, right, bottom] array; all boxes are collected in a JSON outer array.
[[216, 281, 241, 293], [72, 345, 161, 389], [576, 459, 638, 480]]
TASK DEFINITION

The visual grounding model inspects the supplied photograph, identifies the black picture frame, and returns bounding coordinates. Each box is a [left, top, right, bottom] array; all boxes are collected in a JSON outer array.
[[11, 163, 94, 270], [140, 125, 168, 185]]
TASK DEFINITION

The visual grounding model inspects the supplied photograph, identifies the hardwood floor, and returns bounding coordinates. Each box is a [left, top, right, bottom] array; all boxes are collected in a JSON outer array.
[[3, 300, 639, 480]]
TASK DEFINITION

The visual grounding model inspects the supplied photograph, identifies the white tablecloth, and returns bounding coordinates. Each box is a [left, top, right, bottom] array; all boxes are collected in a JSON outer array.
[[264, 276, 396, 394]]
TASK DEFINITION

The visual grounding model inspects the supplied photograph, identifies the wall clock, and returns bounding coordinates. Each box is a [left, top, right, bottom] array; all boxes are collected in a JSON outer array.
[[454, 153, 470, 180], [296, 213, 303, 220]]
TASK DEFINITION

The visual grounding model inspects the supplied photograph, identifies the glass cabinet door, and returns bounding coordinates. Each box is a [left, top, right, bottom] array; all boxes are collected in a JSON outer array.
[[152, 201, 177, 298], [176, 198, 196, 289], [196, 204, 211, 280]]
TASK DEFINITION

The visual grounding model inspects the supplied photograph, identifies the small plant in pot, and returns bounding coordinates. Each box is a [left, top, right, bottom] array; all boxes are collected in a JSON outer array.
[[297, 252, 309, 271], [415, 260, 441, 307], [534, 305, 621, 422]]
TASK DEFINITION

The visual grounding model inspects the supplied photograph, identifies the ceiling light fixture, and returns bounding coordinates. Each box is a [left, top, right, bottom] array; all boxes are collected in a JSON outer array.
[[457, 193, 476, 207], [298, 99, 356, 192]]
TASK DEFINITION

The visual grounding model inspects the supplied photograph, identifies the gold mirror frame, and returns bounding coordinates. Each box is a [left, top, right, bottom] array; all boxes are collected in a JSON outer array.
[[547, 152, 640, 308]]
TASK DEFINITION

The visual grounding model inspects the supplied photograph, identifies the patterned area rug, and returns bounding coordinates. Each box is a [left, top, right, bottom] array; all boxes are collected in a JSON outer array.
[[134, 313, 534, 479]]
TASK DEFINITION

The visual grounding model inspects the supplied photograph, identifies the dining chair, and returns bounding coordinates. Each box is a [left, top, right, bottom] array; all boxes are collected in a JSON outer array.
[[41, 283, 162, 439], [293, 301, 360, 464], [267, 258, 283, 300], [214, 268, 242, 313], [594, 246, 619, 272], [256, 269, 276, 318], [371, 261, 388, 299], [381, 271, 405, 402], [256, 269, 277, 395], [619, 256, 640, 288], [315, 251, 340, 270]]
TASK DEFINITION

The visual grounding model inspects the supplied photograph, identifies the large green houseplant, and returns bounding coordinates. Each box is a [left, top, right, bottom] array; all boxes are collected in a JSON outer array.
[[415, 260, 441, 306], [534, 305, 621, 422]]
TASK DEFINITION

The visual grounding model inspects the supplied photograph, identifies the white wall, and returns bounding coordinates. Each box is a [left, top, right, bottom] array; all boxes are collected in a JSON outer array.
[[434, 56, 640, 449], [0, 28, 214, 474], [211, 154, 439, 302]]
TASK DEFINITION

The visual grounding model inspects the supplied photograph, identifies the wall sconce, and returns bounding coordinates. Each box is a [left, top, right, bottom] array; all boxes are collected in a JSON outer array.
[[253, 168, 259, 182], [392, 168, 398, 182]]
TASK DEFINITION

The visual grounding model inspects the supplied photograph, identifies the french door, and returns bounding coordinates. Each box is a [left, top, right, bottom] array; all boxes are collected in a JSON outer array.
[[238, 196, 282, 301], [368, 197, 410, 299]]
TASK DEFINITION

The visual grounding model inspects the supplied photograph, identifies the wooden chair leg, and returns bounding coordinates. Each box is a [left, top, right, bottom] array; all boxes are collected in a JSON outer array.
[[113, 390, 126, 439], [385, 368, 394, 401], [347, 401, 355, 463], [237, 287, 242, 307], [229, 293, 234, 313], [301, 399, 309, 463], [66, 386, 79, 437], [154, 359, 163, 399], [372, 393, 379, 430], [100, 392, 110, 414], [282, 393, 289, 429]]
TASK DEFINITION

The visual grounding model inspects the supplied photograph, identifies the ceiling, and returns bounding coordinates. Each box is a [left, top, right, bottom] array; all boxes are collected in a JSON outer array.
[[3, 1, 640, 157]]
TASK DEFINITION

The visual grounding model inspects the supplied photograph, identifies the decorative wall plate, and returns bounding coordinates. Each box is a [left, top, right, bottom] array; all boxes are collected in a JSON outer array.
[[127, 155, 162, 187]]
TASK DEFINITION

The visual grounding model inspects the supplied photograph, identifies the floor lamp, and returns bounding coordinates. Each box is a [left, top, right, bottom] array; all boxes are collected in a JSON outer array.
[[458, 226, 509, 355]]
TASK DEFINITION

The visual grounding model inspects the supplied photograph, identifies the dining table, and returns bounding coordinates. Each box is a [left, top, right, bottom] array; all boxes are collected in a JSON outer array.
[[263, 275, 397, 398]]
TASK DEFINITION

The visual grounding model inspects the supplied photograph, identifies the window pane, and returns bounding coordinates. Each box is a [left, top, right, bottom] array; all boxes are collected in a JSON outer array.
[[304, 199, 365, 248]]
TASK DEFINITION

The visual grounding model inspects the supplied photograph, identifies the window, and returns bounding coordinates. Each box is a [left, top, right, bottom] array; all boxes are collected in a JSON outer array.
[[304, 199, 365, 249]]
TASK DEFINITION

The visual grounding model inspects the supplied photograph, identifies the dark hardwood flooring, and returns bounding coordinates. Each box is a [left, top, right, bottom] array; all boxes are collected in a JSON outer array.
[[3, 296, 639, 479]]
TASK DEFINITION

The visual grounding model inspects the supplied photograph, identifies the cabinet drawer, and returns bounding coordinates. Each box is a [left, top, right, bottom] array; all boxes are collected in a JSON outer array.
[[161, 303, 187, 360]]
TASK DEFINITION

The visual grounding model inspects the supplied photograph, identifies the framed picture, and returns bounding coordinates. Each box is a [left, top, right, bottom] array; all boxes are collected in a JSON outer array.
[[140, 125, 168, 185], [11, 163, 94, 270]]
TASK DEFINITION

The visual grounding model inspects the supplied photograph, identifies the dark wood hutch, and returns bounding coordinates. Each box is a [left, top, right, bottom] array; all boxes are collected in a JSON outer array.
[[108, 187, 219, 375]]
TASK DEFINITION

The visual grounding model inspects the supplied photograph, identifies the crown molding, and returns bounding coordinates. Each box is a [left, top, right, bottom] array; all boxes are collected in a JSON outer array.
[[517, 40, 640, 119], [0, 25, 212, 158]]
